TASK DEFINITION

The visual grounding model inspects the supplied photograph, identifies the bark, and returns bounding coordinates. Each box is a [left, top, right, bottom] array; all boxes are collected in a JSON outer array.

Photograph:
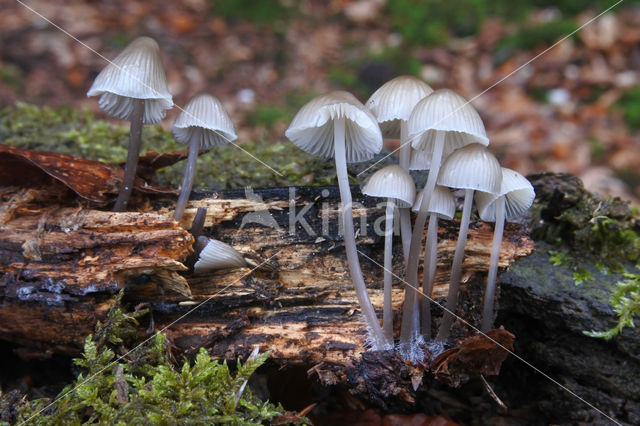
[[0, 184, 532, 407]]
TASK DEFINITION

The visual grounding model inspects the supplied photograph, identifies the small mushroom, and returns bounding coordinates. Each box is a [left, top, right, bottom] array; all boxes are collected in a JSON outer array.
[[435, 143, 502, 342], [412, 185, 455, 339], [172, 93, 237, 221], [285, 91, 390, 349], [87, 37, 173, 211], [475, 168, 534, 332], [366, 76, 433, 261], [194, 238, 247, 275], [362, 165, 416, 340], [402, 89, 489, 350]]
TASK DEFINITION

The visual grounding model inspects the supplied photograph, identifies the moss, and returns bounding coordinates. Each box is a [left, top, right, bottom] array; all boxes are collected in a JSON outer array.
[[0, 103, 340, 189], [529, 173, 640, 338], [8, 291, 306, 425], [0, 102, 177, 164]]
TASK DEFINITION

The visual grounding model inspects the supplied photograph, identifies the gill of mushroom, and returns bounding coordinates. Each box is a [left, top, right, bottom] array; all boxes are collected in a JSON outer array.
[[475, 168, 534, 332], [285, 91, 391, 350], [193, 238, 248, 275], [401, 89, 489, 353], [435, 143, 502, 342], [87, 37, 173, 212], [411, 185, 455, 339], [362, 165, 416, 340], [172, 93, 237, 221], [366, 76, 433, 262]]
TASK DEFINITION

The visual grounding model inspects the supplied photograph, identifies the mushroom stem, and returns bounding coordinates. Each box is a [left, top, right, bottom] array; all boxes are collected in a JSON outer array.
[[421, 213, 438, 338], [174, 133, 201, 221], [398, 121, 412, 264], [113, 98, 145, 212], [436, 188, 474, 342], [334, 117, 389, 350], [401, 130, 444, 346], [383, 198, 396, 340], [481, 195, 505, 332]]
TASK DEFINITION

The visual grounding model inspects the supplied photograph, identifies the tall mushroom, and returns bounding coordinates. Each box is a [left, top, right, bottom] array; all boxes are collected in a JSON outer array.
[[412, 185, 455, 338], [172, 93, 237, 221], [362, 165, 416, 340], [366, 76, 433, 261], [87, 37, 173, 211], [285, 91, 390, 350], [401, 89, 489, 349], [435, 143, 502, 342], [476, 168, 534, 332]]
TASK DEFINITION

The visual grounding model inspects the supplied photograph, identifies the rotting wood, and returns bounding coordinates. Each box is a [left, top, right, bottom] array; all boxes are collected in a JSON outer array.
[[0, 184, 533, 403]]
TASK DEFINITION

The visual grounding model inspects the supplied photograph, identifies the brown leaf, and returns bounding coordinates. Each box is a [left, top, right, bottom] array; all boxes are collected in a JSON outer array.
[[0, 145, 177, 204], [432, 327, 515, 387]]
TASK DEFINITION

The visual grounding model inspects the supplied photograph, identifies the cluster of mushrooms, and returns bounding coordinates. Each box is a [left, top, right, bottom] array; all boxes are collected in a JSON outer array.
[[88, 37, 534, 359], [285, 78, 535, 358]]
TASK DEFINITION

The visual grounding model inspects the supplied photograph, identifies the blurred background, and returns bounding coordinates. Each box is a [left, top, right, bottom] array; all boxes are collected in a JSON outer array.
[[1, 0, 639, 204]]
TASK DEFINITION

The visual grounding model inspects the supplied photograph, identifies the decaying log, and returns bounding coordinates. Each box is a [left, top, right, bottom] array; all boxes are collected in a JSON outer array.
[[0, 183, 533, 405]]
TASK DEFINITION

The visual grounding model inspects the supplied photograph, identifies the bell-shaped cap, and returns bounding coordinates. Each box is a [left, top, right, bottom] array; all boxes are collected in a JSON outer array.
[[408, 89, 488, 155], [87, 37, 173, 124], [437, 143, 501, 194], [172, 93, 237, 149], [194, 239, 247, 274], [365, 75, 433, 138], [362, 165, 415, 208], [412, 185, 455, 219], [285, 91, 383, 163], [476, 168, 535, 222]]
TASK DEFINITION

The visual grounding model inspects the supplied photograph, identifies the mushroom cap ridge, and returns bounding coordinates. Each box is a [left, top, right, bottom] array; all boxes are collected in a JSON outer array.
[[172, 93, 237, 149], [409, 89, 488, 155], [285, 91, 383, 163], [87, 37, 173, 124], [366, 75, 433, 138]]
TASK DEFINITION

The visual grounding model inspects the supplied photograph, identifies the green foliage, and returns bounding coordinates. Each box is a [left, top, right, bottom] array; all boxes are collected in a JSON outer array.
[[584, 272, 640, 340], [12, 292, 302, 425], [615, 85, 640, 131]]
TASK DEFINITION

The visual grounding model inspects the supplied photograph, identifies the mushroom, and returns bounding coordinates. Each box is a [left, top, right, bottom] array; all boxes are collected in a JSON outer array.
[[194, 238, 247, 275], [366, 76, 433, 261], [87, 37, 173, 211], [362, 165, 416, 340], [435, 143, 502, 342], [172, 93, 237, 221], [476, 168, 534, 332], [412, 185, 455, 339], [285, 91, 390, 349], [401, 89, 489, 349]]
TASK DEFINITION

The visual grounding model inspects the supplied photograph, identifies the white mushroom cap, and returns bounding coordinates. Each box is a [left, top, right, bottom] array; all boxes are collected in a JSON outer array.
[[193, 239, 247, 274], [362, 165, 416, 208], [409, 146, 432, 170], [285, 91, 383, 163], [365, 75, 433, 138], [87, 37, 173, 124], [476, 168, 535, 222], [172, 93, 237, 150], [408, 89, 488, 154], [437, 143, 502, 194], [412, 185, 455, 219]]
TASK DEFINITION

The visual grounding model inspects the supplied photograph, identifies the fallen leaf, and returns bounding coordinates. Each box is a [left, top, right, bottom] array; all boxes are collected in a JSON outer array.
[[432, 327, 515, 387]]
